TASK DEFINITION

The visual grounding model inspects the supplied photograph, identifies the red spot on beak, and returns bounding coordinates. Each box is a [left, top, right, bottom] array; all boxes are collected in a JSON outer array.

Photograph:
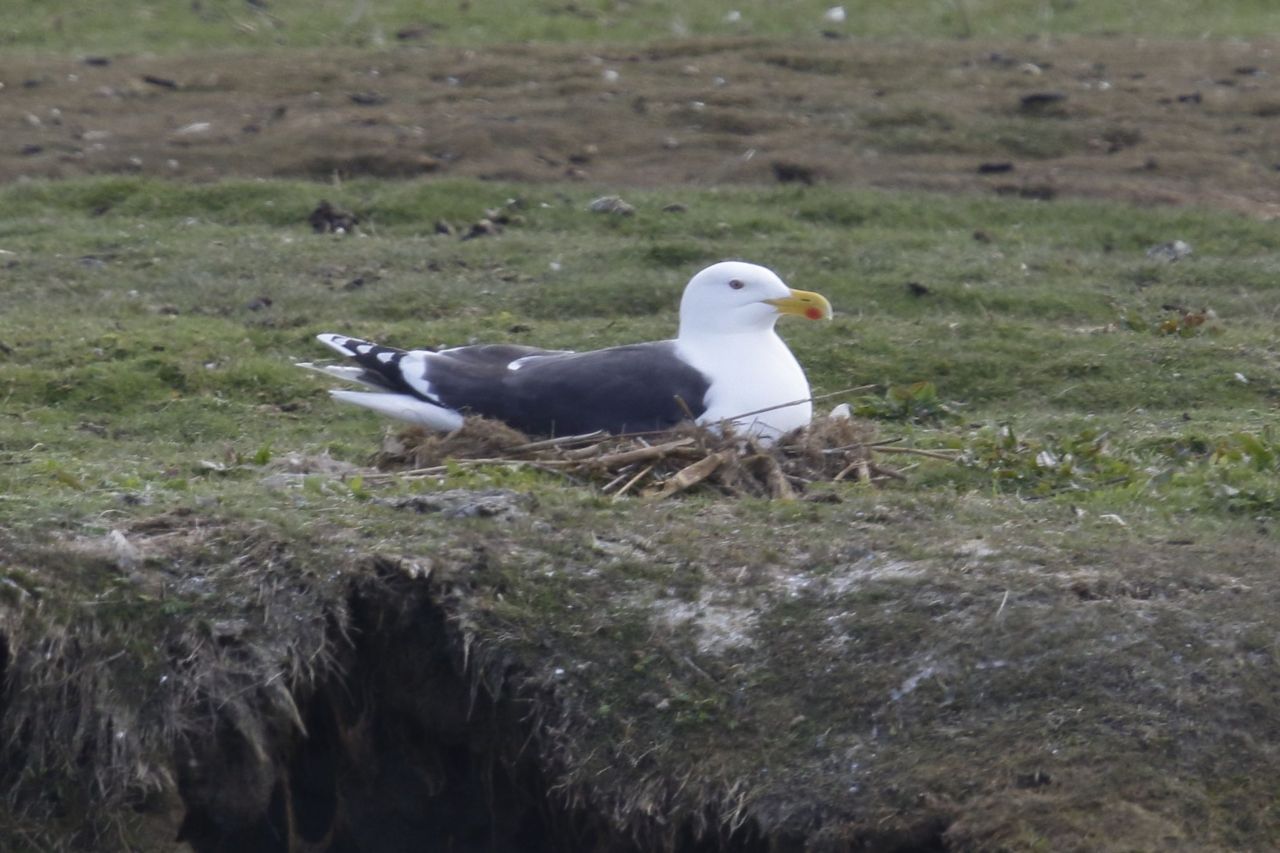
[[805, 306, 823, 320]]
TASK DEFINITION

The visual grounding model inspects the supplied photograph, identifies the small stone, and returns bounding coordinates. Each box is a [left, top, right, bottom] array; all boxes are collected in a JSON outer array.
[[142, 74, 178, 89], [461, 218, 500, 240], [771, 161, 816, 185], [1145, 240, 1192, 262], [588, 195, 635, 216], [108, 530, 140, 571], [1019, 91, 1066, 111], [308, 200, 358, 233]]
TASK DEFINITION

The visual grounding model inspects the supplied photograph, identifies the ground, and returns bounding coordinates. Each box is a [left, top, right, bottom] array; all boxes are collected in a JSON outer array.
[[4, 39, 1280, 216], [2, 9, 1280, 853]]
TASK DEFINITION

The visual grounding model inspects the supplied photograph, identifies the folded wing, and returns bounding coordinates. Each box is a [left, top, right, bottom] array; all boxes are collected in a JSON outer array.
[[312, 334, 710, 436]]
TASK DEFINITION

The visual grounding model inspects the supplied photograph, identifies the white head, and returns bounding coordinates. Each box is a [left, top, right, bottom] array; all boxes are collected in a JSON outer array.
[[677, 261, 833, 338]]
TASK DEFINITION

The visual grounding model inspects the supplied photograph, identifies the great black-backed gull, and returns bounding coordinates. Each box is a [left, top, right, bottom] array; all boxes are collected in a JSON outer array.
[[301, 261, 832, 437]]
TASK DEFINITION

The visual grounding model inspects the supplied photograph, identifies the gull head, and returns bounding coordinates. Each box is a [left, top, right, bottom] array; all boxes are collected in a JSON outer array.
[[678, 261, 832, 337]]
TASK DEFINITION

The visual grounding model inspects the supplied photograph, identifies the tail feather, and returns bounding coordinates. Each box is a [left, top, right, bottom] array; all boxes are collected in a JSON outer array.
[[328, 390, 464, 431], [306, 333, 463, 432], [316, 333, 387, 358], [296, 362, 389, 390]]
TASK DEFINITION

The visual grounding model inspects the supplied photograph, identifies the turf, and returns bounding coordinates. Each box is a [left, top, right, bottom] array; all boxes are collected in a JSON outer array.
[[3, 176, 1279, 527], [4, 0, 1280, 55]]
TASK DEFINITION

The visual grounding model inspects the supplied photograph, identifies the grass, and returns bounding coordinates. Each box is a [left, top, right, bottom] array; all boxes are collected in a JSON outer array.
[[4, 0, 1280, 55], [2, 175, 1280, 528]]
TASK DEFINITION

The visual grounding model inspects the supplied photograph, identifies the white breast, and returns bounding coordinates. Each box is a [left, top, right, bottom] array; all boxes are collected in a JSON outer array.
[[676, 331, 812, 437]]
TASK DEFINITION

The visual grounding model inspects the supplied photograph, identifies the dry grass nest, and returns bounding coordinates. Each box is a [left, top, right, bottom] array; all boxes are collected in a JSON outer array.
[[369, 412, 954, 500]]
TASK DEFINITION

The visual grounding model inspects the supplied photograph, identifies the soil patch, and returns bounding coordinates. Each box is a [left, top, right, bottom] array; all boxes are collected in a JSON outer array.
[[3, 37, 1279, 216], [3, 503, 1279, 851]]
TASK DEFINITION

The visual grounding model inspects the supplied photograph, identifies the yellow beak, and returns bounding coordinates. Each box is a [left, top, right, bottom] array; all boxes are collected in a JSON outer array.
[[764, 288, 833, 321]]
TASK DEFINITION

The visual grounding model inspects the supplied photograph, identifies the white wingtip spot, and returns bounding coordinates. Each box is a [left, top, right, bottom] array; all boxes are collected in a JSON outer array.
[[507, 354, 541, 372], [376, 351, 395, 364]]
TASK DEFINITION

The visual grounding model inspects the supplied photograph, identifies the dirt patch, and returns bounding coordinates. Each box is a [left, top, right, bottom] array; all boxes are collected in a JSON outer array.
[[0, 516, 341, 851], [2, 499, 1280, 851], [2, 37, 1279, 216]]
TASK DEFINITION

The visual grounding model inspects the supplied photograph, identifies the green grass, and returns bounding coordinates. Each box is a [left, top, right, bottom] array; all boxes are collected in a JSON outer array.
[[3, 0, 1279, 55], [2, 175, 1280, 531]]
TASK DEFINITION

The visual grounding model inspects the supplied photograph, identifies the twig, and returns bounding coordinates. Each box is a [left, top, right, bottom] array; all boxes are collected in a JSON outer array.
[[592, 438, 697, 467], [612, 463, 656, 499], [673, 394, 697, 421], [507, 431, 608, 453], [360, 457, 574, 480], [870, 446, 960, 461], [868, 463, 907, 481], [833, 459, 863, 481], [719, 385, 877, 424], [600, 467, 634, 493], [647, 451, 731, 500], [559, 441, 610, 460], [759, 453, 796, 500]]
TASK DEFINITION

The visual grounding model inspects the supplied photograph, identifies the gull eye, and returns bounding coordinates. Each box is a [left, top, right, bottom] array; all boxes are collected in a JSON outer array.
[[728, 279, 745, 290]]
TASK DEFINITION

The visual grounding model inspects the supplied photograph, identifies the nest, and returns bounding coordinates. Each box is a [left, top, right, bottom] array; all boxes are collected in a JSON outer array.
[[370, 413, 942, 500]]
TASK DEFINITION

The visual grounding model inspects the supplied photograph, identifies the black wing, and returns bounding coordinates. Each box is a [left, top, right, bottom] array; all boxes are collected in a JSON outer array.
[[320, 335, 709, 436], [430, 341, 710, 436]]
